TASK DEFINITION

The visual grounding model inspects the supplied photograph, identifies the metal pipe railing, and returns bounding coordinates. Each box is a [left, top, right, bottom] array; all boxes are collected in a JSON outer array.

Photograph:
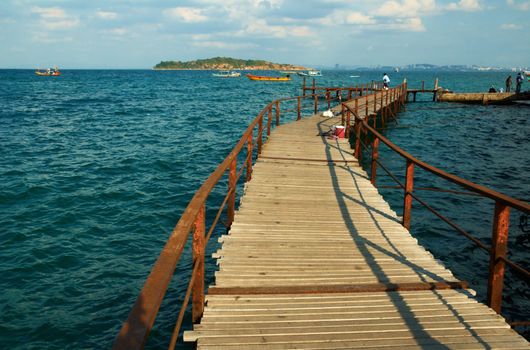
[[342, 86, 530, 319]]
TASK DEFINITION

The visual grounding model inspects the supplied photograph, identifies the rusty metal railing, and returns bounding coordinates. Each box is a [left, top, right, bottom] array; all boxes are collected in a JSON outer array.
[[342, 84, 530, 323], [112, 90, 343, 349]]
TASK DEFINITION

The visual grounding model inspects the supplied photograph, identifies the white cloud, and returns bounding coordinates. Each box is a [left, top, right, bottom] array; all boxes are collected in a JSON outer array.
[[345, 12, 376, 25], [376, 0, 437, 18], [96, 11, 117, 20], [500, 23, 523, 29], [375, 17, 426, 31], [507, 0, 530, 10], [30, 6, 79, 30], [164, 7, 208, 23], [31, 7, 67, 19], [319, 10, 375, 25], [446, 0, 482, 11]]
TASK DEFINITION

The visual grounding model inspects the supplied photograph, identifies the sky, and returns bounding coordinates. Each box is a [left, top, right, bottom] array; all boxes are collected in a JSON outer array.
[[1, 0, 529, 69]]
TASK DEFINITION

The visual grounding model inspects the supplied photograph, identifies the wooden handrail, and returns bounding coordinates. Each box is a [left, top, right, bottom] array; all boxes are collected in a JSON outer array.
[[113, 92, 329, 349]]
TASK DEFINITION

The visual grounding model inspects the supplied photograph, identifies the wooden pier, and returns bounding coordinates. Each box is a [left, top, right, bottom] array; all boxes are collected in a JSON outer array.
[[114, 82, 530, 350]]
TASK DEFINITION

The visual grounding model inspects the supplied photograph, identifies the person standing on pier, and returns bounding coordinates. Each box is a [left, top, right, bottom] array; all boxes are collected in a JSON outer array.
[[515, 73, 523, 93], [383, 73, 390, 89], [505, 75, 512, 92]]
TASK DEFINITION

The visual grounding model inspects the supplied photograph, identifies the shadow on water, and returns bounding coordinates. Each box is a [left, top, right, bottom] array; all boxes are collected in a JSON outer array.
[[315, 116, 493, 348]]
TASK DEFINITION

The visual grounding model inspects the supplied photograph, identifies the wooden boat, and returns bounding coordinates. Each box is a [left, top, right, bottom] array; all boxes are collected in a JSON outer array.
[[246, 74, 290, 81], [212, 70, 240, 78], [35, 67, 61, 76]]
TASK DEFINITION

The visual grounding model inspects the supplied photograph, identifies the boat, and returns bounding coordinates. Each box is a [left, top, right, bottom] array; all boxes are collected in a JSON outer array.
[[297, 70, 322, 77], [212, 70, 241, 78], [35, 67, 61, 76], [246, 74, 291, 81]]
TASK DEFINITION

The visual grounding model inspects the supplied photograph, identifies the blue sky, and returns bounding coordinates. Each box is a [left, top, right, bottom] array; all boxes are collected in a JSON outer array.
[[1, 0, 529, 68]]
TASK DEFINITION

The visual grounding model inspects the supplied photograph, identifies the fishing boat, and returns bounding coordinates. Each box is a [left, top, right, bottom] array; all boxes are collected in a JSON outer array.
[[212, 70, 240, 78], [35, 67, 61, 76], [246, 74, 291, 81]]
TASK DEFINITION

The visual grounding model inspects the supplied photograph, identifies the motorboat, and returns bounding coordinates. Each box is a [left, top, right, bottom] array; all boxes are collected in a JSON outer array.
[[297, 70, 322, 77], [212, 70, 241, 78], [246, 74, 291, 81], [35, 67, 61, 76]]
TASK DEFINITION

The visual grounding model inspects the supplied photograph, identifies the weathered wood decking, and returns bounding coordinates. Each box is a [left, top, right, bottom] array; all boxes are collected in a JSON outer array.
[[183, 96, 528, 349]]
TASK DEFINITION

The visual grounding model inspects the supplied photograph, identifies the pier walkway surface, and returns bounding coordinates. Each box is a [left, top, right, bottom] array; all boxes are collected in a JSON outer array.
[[183, 100, 529, 347]]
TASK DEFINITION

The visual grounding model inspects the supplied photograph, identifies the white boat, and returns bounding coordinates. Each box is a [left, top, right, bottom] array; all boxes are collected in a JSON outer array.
[[212, 70, 241, 78], [297, 70, 322, 77]]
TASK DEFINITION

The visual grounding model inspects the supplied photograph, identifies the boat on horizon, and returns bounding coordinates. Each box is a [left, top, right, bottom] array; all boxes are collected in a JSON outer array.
[[35, 66, 61, 76], [246, 74, 291, 81], [212, 70, 241, 78], [297, 70, 322, 77]]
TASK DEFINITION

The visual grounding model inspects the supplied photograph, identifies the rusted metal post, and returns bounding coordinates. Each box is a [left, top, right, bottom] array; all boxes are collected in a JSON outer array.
[[345, 109, 351, 138], [354, 119, 361, 163], [266, 106, 272, 136], [487, 202, 510, 313], [341, 103, 345, 125], [370, 137, 380, 185], [314, 94, 318, 114], [275, 100, 280, 126], [354, 98, 360, 159], [302, 77, 306, 97], [246, 133, 253, 182], [297, 96, 301, 120], [402, 160, 414, 230], [257, 114, 263, 155], [365, 95, 368, 119], [192, 204, 205, 324], [227, 159, 236, 228], [373, 90, 377, 116]]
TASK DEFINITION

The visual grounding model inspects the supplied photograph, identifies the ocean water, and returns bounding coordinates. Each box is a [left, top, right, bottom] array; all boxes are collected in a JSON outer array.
[[0, 69, 528, 348]]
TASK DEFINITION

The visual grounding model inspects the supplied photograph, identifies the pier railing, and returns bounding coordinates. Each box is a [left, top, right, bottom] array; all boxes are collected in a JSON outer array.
[[342, 85, 530, 325], [112, 88, 358, 349], [115, 80, 528, 349]]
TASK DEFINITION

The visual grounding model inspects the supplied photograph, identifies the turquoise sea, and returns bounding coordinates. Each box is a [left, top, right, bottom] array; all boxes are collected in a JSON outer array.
[[0, 69, 529, 348]]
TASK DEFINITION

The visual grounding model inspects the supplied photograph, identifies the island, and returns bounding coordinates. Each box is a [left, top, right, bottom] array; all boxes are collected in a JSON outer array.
[[153, 57, 307, 71]]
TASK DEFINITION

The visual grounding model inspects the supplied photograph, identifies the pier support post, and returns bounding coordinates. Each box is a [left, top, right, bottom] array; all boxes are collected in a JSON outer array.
[[257, 114, 263, 155], [314, 94, 318, 114], [275, 101, 280, 126], [246, 133, 253, 182], [192, 204, 205, 324], [487, 202, 510, 313], [370, 137, 379, 185], [267, 106, 272, 136], [297, 97, 301, 120], [402, 160, 414, 230], [302, 77, 306, 97], [227, 159, 237, 228]]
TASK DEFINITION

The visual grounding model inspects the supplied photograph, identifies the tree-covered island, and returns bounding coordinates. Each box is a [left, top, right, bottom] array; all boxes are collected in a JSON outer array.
[[153, 57, 307, 71]]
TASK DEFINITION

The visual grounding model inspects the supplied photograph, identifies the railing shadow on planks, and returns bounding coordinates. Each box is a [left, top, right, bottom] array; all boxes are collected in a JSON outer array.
[[113, 82, 529, 349]]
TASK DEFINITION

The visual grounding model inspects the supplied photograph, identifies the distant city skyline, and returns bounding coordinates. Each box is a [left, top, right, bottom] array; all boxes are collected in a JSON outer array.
[[1, 0, 529, 69]]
